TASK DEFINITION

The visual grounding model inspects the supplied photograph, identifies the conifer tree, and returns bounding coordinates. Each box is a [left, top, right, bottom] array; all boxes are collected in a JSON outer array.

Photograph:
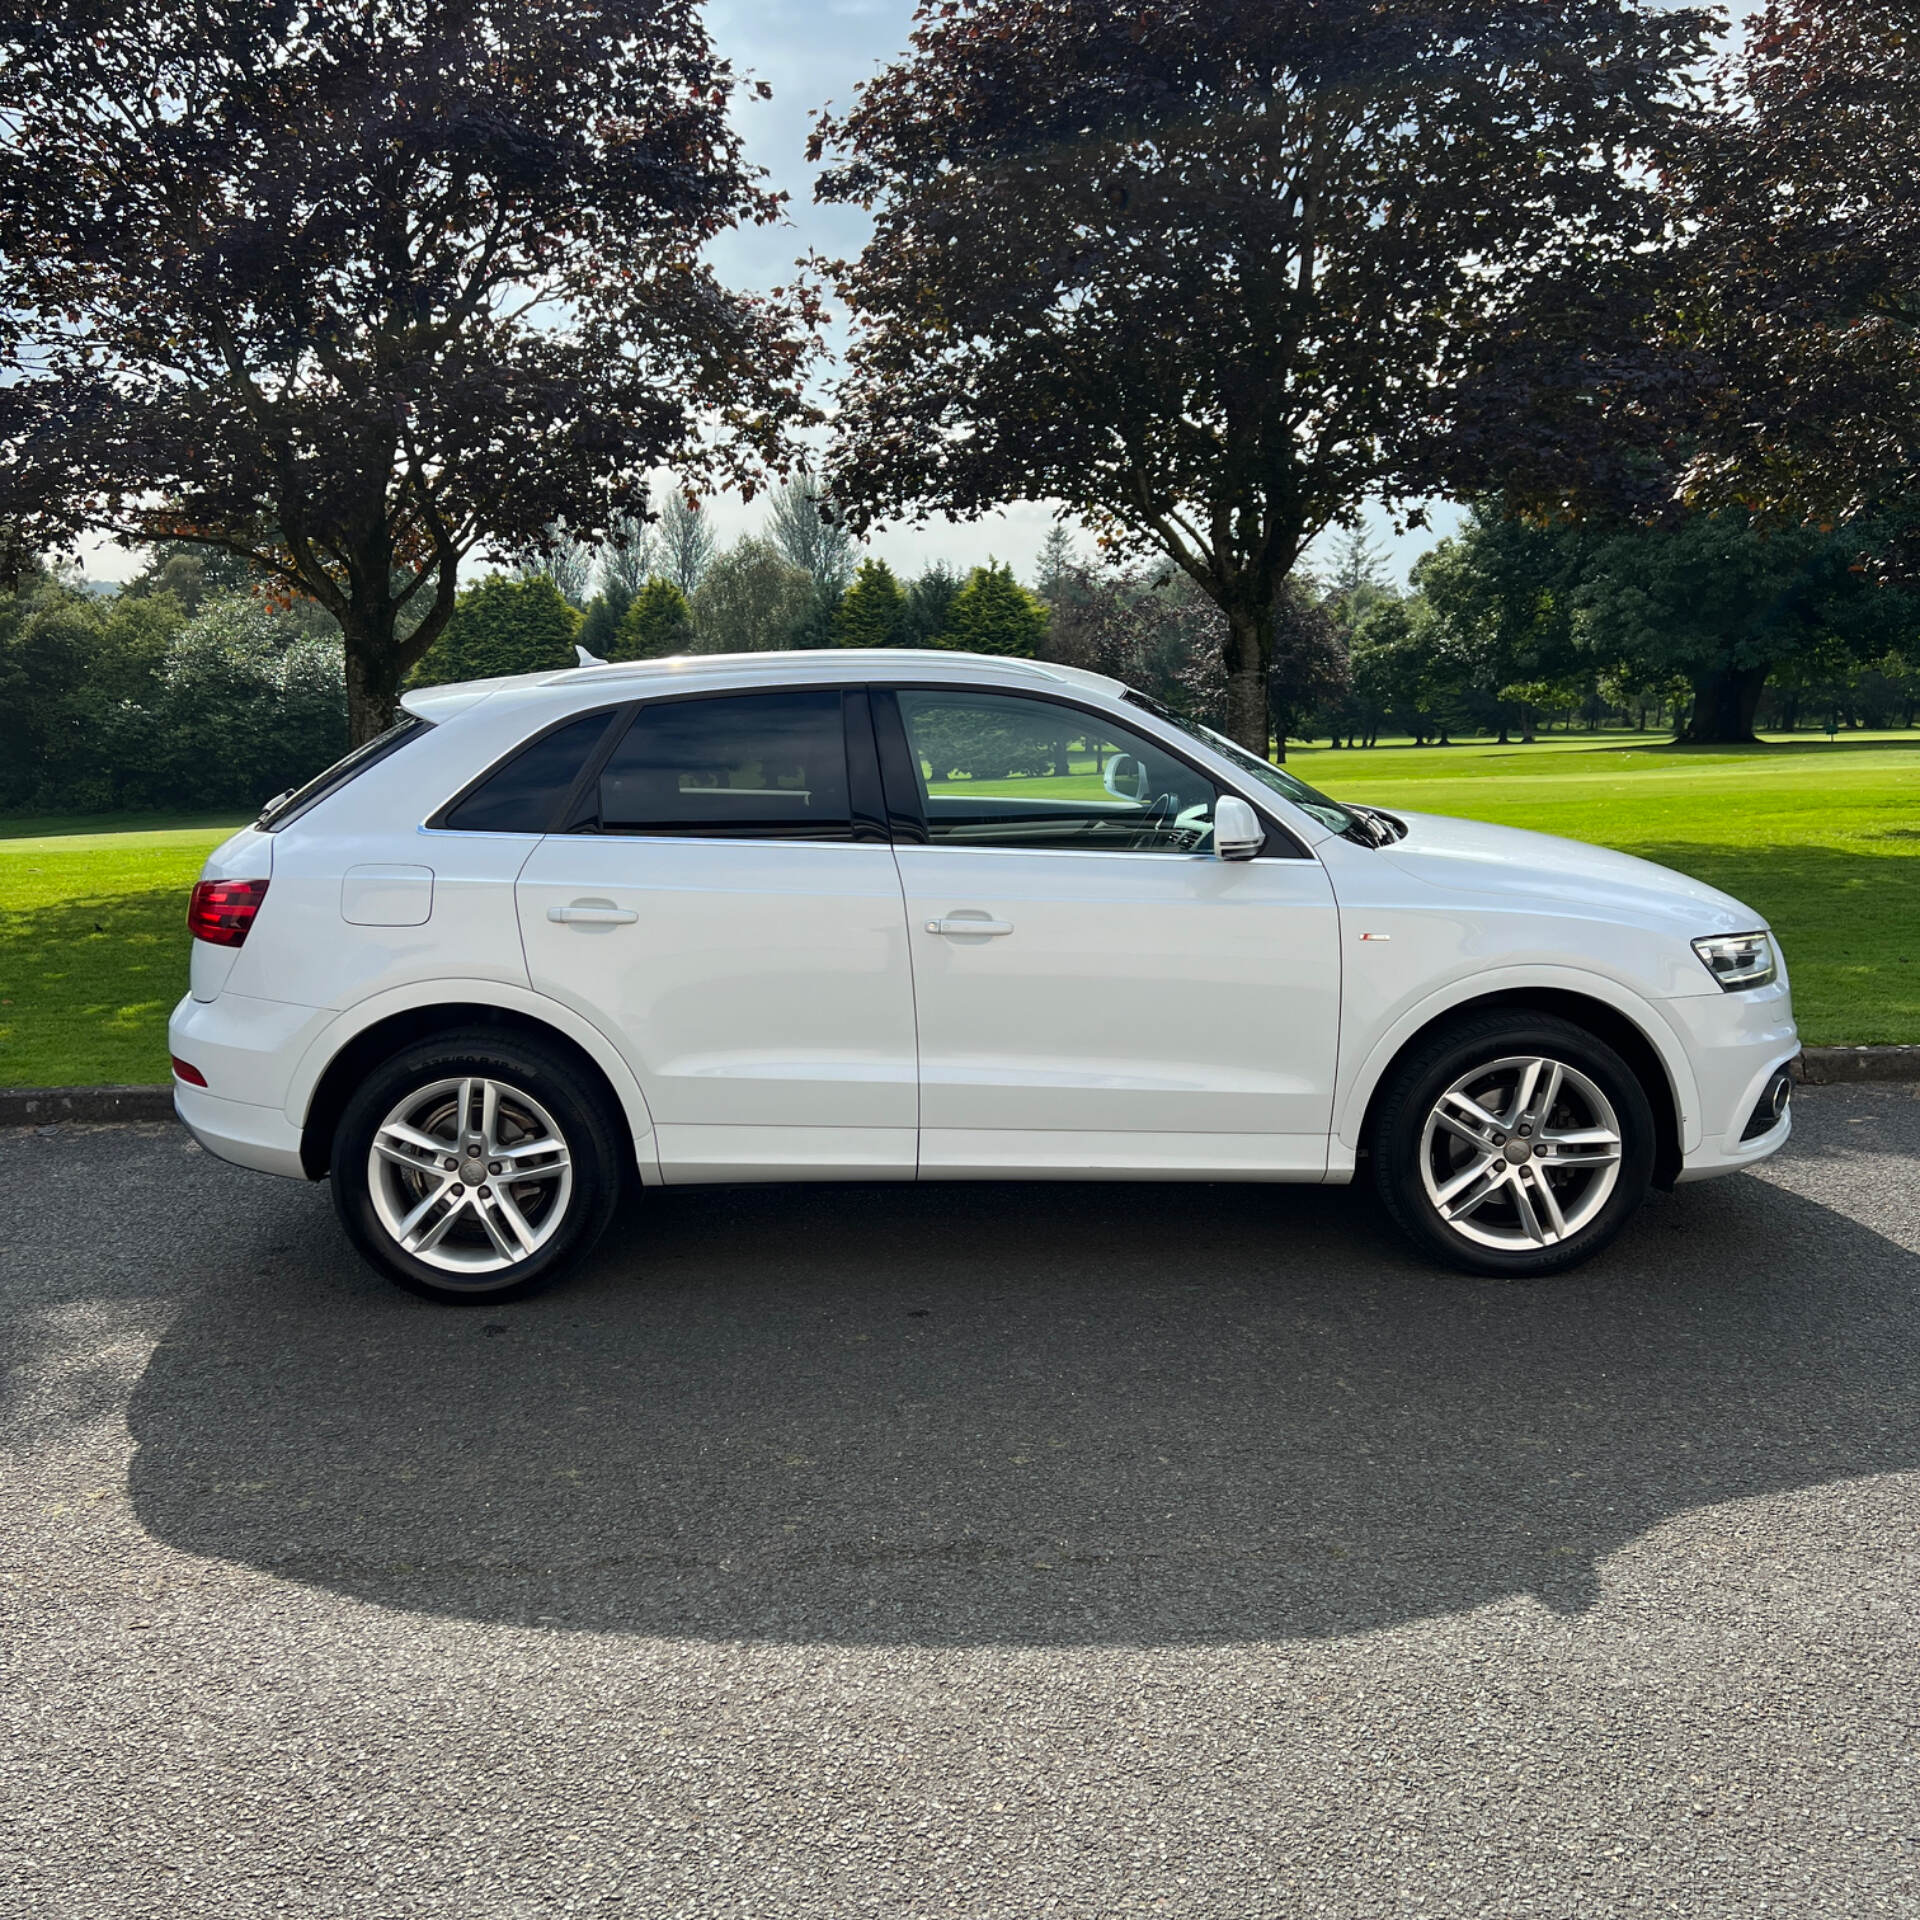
[[832, 558, 908, 647], [939, 562, 1048, 657]]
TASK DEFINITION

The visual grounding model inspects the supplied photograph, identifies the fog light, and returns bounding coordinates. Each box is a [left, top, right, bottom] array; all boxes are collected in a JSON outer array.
[[1741, 1069, 1792, 1141]]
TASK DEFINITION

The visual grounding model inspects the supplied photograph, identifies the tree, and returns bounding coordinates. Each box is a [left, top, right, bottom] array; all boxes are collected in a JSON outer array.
[[657, 492, 719, 598], [689, 538, 815, 654], [1327, 525, 1391, 603], [1572, 511, 1901, 742], [903, 563, 964, 647], [939, 562, 1048, 657], [577, 584, 635, 662], [612, 578, 695, 660], [514, 530, 596, 611], [114, 596, 348, 811], [1267, 591, 1350, 750], [766, 477, 856, 649], [1035, 525, 1079, 602], [0, 0, 816, 742], [124, 542, 265, 618], [812, 0, 1712, 755], [0, 571, 182, 808], [1414, 506, 1586, 743], [1042, 562, 1226, 717], [833, 558, 908, 648], [766, 478, 856, 596], [597, 514, 659, 602], [410, 577, 579, 689], [1678, 3, 1920, 575]]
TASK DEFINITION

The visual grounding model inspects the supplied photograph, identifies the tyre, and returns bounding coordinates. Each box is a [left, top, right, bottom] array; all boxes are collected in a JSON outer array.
[[330, 1028, 623, 1302], [1371, 1011, 1655, 1278]]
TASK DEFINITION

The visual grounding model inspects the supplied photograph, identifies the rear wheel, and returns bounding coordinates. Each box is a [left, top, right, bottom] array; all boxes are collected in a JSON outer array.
[[1372, 1012, 1655, 1278], [331, 1031, 622, 1302]]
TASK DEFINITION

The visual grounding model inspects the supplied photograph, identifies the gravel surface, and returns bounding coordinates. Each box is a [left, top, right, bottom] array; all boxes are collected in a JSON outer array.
[[3, 1087, 1918, 1917]]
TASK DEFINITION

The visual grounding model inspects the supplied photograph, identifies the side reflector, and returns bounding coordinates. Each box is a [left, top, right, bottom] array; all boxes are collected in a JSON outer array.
[[171, 1057, 209, 1088], [187, 877, 269, 947]]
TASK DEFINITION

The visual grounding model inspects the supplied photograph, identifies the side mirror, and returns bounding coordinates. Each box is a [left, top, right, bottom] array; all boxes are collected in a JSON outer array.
[[1214, 794, 1263, 861], [1102, 753, 1148, 802]]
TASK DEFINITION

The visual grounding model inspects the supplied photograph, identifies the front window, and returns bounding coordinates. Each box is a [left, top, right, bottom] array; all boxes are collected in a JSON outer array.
[[1123, 693, 1356, 836], [894, 689, 1219, 854]]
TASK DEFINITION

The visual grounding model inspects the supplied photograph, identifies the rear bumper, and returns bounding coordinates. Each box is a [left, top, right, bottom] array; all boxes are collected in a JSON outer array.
[[173, 1082, 308, 1180], [168, 989, 327, 1181], [1661, 980, 1799, 1183]]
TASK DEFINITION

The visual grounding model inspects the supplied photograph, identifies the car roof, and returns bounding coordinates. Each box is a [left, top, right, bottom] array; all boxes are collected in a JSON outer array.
[[399, 648, 1126, 724]]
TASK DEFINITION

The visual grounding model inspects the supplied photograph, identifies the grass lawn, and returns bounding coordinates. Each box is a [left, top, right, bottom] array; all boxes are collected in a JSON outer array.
[[0, 815, 248, 1087], [2, 733, 1915, 1086]]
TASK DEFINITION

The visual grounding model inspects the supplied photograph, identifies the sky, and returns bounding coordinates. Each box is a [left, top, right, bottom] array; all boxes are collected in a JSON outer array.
[[81, 0, 1762, 593]]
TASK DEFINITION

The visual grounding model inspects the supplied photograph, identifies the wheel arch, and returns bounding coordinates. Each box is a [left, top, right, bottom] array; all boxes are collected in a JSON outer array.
[[291, 985, 658, 1183], [1345, 983, 1690, 1192]]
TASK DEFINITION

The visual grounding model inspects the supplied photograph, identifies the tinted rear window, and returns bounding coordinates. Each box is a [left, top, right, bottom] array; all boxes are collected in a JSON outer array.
[[258, 716, 434, 831], [591, 691, 851, 838], [440, 710, 620, 835]]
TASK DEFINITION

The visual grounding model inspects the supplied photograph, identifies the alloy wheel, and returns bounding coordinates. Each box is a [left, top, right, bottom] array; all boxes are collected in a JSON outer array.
[[1417, 1053, 1623, 1253], [365, 1076, 574, 1276]]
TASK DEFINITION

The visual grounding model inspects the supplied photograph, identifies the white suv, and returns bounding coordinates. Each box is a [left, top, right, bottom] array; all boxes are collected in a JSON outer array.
[[169, 650, 1799, 1301]]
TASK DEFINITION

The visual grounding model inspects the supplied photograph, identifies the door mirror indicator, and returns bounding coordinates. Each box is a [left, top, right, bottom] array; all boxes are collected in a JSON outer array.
[[1214, 795, 1263, 861]]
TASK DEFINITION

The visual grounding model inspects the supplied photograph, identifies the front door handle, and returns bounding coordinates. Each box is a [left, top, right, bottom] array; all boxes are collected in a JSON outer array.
[[925, 916, 1014, 937], [548, 902, 638, 925]]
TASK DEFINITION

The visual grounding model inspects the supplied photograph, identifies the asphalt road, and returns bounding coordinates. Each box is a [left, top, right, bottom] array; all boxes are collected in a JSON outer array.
[[3, 1085, 1918, 1918]]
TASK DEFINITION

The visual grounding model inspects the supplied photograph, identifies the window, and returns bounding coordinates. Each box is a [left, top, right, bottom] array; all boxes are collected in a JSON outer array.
[[1123, 691, 1356, 837], [258, 715, 434, 832], [590, 690, 853, 839], [891, 690, 1219, 854], [438, 709, 621, 835]]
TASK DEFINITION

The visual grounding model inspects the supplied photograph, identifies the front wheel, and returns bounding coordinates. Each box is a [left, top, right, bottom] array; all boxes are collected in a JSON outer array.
[[331, 1030, 623, 1302], [1372, 1013, 1655, 1278]]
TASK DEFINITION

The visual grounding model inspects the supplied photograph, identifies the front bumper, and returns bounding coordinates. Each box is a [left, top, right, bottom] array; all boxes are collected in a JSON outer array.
[[1661, 979, 1799, 1183]]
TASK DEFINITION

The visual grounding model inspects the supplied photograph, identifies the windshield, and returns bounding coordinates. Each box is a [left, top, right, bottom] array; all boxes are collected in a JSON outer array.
[[1122, 693, 1357, 835]]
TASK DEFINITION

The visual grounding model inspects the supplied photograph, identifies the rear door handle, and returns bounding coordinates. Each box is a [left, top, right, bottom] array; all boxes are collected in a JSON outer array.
[[925, 917, 1014, 937], [548, 903, 638, 925]]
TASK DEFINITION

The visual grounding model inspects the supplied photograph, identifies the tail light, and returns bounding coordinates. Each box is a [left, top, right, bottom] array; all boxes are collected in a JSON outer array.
[[170, 1057, 208, 1087], [188, 877, 270, 947]]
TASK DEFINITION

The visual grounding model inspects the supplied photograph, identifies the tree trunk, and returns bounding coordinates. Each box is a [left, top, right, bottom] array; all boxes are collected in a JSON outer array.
[[1678, 664, 1768, 745], [1223, 606, 1272, 761], [344, 622, 407, 747]]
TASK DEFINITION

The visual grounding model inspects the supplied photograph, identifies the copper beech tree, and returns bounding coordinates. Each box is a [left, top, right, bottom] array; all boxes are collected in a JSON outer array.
[[811, 0, 1713, 756], [0, 0, 817, 742], [1678, 2, 1920, 581]]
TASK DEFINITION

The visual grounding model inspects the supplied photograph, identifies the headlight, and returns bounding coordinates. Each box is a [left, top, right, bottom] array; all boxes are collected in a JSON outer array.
[[1692, 931, 1778, 992]]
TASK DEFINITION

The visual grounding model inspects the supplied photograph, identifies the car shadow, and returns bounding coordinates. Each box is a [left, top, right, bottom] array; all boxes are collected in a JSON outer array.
[[125, 1157, 1920, 1647]]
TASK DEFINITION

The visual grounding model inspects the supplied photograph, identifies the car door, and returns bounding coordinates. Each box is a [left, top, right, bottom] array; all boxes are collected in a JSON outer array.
[[516, 686, 919, 1181], [876, 686, 1341, 1177]]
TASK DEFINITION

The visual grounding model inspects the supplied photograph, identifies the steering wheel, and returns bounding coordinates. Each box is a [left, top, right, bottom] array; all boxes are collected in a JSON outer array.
[[1124, 789, 1176, 851]]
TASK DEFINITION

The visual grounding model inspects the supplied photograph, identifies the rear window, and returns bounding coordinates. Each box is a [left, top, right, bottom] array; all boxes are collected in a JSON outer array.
[[588, 691, 852, 839], [258, 716, 434, 831], [437, 710, 622, 835]]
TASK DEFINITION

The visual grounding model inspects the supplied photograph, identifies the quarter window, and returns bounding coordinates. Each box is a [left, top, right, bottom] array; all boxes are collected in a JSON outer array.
[[439, 709, 620, 835], [893, 690, 1219, 854], [591, 690, 853, 839]]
